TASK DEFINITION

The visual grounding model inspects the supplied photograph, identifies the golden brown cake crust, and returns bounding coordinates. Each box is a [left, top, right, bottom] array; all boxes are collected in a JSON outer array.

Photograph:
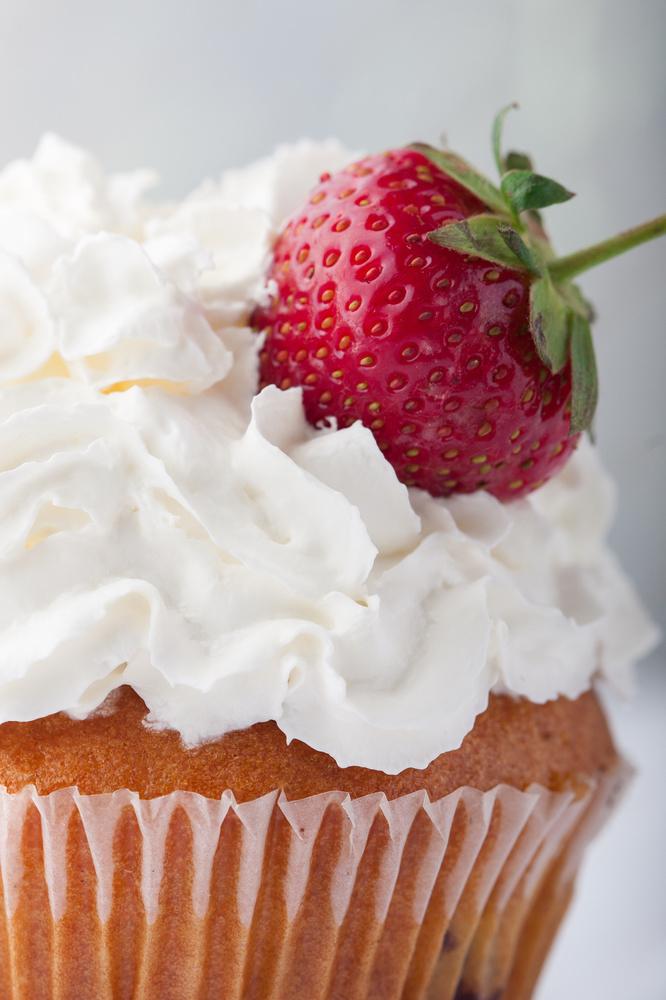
[[0, 686, 617, 800]]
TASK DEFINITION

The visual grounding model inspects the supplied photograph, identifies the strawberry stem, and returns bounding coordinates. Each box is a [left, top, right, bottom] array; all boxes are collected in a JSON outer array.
[[548, 213, 666, 282]]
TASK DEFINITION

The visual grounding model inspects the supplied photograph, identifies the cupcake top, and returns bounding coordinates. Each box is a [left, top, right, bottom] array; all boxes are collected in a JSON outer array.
[[0, 136, 657, 772]]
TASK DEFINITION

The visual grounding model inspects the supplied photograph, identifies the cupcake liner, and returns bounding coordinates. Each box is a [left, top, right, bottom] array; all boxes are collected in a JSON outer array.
[[0, 760, 629, 1000]]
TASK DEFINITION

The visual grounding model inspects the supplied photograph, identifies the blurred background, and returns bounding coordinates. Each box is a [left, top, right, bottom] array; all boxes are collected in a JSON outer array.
[[2, 0, 664, 995]]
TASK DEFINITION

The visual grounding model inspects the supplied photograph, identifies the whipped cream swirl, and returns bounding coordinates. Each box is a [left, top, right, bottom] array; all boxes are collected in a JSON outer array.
[[0, 135, 657, 771]]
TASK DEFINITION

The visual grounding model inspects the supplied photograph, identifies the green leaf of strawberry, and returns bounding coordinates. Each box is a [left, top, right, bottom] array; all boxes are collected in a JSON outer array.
[[491, 102, 518, 174], [504, 150, 534, 172], [411, 143, 508, 216], [421, 108, 663, 436], [427, 215, 535, 272], [497, 224, 544, 273], [501, 169, 575, 214], [529, 276, 570, 373], [570, 313, 599, 435], [558, 281, 595, 322]]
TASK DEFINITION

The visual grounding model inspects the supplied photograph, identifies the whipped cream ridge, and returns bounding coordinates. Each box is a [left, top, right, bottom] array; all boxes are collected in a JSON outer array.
[[0, 135, 658, 772]]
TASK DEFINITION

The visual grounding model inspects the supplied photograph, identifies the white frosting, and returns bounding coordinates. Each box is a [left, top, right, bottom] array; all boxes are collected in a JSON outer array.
[[0, 137, 658, 772]]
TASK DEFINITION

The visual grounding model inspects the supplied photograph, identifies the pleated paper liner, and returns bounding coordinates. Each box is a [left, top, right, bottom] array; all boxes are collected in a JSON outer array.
[[0, 761, 629, 1000]]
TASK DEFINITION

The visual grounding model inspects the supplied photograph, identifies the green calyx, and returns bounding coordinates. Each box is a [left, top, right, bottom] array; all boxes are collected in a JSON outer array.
[[411, 105, 666, 436]]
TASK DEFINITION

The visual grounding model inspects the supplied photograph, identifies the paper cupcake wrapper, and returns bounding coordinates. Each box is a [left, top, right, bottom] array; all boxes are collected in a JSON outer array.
[[0, 761, 629, 1000]]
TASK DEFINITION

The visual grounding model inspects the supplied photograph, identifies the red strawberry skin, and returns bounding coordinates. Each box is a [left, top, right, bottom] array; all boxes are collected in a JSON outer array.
[[254, 149, 578, 500]]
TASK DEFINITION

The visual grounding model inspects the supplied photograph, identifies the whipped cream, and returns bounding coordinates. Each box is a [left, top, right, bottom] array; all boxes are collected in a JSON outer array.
[[0, 136, 658, 772]]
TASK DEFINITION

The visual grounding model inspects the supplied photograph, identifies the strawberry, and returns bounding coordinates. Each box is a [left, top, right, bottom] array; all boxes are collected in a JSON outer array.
[[255, 109, 666, 500]]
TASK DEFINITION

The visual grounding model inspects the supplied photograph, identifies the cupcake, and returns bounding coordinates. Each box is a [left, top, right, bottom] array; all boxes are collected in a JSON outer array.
[[0, 125, 660, 1000]]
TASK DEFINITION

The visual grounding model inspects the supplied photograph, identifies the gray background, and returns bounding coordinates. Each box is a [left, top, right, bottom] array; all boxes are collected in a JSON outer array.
[[1, 0, 665, 996]]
